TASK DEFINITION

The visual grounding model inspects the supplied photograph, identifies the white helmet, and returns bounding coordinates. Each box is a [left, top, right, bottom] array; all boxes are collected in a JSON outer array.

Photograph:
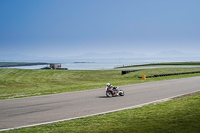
[[106, 83, 110, 86]]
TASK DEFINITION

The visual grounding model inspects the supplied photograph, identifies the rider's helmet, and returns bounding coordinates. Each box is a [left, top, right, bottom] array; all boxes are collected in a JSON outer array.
[[106, 83, 110, 87]]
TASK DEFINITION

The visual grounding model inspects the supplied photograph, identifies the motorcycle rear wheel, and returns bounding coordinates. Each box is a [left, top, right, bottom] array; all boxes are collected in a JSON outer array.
[[119, 90, 124, 96]]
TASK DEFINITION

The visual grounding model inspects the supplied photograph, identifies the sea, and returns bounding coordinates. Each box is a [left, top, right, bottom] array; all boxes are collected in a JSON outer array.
[[1, 57, 200, 70]]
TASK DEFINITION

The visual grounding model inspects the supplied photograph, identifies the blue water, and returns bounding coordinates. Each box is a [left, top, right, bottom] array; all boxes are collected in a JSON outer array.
[[1, 57, 200, 70]]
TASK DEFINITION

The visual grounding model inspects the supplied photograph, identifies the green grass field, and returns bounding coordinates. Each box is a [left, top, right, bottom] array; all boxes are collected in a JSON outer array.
[[1, 64, 200, 132], [1, 67, 200, 99]]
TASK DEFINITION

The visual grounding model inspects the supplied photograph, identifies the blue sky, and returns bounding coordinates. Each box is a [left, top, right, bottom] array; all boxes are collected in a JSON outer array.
[[0, 0, 200, 57]]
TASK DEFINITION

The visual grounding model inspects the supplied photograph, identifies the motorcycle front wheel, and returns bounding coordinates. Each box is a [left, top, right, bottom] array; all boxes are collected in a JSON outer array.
[[106, 91, 112, 97]]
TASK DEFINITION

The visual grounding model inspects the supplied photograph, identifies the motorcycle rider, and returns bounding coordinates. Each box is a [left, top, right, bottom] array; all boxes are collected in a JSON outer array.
[[106, 83, 118, 96]]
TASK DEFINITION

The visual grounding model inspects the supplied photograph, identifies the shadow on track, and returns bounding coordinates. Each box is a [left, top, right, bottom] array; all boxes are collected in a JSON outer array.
[[98, 96, 108, 98]]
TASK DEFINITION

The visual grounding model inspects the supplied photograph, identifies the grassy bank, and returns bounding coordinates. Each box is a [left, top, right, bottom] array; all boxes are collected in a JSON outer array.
[[117, 61, 200, 68], [1, 67, 200, 100], [2, 92, 200, 133]]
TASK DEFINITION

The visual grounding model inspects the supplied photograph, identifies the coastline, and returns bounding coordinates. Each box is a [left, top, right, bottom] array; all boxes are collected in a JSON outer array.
[[0, 62, 48, 67]]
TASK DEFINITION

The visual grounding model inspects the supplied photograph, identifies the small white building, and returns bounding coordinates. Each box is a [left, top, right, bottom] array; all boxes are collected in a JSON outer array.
[[50, 63, 61, 69]]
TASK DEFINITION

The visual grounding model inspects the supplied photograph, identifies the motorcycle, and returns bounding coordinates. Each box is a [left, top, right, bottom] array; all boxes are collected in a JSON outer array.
[[106, 87, 124, 97]]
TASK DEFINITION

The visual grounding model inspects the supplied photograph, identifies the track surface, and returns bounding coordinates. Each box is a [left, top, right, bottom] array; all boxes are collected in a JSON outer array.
[[1, 76, 200, 130]]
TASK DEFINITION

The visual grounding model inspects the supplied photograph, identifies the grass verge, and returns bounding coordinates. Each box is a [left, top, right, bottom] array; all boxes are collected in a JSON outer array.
[[2, 92, 200, 133], [1, 67, 200, 99]]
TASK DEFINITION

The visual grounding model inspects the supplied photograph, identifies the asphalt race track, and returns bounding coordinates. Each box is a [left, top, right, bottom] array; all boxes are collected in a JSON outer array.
[[1, 76, 200, 131]]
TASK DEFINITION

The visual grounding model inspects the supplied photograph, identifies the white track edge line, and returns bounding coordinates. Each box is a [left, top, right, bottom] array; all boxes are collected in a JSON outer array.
[[1, 89, 200, 132]]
